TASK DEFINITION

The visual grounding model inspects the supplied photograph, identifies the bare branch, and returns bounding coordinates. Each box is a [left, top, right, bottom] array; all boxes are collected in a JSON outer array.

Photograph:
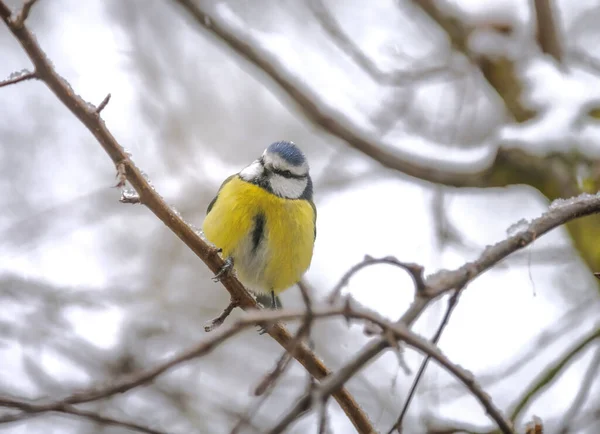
[[419, 297, 599, 400], [204, 298, 239, 332], [0, 3, 373, 432], [533, 0, 564, 64], [1, 302, 502, 433], [269, 301, 515, 434], [254, 280, 315, 396], [388, 290, 462, 434], [558, 348, 600, 433], [170, 0, 515, 188], [510, 326, 600, 422], [272, 193, 600, 434], [12, 0, 38, 28], [0, 70, 37, 88], [328, 255, 425, 302], [0, 397, 165, 434]]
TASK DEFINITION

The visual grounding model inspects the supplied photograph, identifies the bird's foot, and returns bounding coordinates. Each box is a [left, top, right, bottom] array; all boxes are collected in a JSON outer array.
[[256, 291, 281, 334], [212, 256, 233, 282], [255, 291, 283, 310]]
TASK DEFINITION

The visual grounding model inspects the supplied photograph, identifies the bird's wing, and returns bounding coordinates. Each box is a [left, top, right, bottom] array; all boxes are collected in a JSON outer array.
[[310, 199, 317, 240], [206, 174, 237, 215]]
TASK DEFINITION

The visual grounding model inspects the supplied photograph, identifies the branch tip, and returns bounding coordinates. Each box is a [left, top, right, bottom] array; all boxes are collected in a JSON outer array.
[[13, 0, 38, 28], [0, 70, 37, 88], [95, 93, 111, 114], [204, 299, 239, 332]]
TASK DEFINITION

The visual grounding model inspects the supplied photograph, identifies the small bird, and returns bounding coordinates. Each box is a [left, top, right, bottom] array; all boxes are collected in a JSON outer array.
[[202, 141, 316, 309]]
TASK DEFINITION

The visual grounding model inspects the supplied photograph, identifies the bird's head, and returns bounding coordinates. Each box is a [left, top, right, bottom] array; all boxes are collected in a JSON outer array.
[[240, 141, 312, 200]]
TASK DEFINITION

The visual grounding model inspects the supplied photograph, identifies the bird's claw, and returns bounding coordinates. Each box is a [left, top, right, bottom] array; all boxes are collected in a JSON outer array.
[[212, 256, 234, 282]]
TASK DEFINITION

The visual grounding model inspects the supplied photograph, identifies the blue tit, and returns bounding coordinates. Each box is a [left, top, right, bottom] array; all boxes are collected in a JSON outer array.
[[202, 141, 316, 309]]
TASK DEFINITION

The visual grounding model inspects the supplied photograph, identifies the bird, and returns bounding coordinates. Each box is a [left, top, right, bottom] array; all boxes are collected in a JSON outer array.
[[202, 141, 316, 309]]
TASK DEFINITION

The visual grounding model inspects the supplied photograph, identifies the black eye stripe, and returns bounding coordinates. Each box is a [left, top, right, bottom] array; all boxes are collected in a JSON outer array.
[[271, 168, 305, 179]]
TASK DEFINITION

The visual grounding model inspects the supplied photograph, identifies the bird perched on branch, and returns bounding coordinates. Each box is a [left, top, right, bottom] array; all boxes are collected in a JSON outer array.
[[202, 141, 316, 309]]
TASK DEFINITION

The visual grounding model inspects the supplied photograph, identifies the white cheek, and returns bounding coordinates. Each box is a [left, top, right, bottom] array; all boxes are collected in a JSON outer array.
[[269, 175, 307, 199], [240, 161, 263, 180]]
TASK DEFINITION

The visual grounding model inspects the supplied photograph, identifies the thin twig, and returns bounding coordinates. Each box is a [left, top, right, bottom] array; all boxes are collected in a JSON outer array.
[[388, 290, 462, 433], [418, 297, 599, 399], [0, 70, 37, 88], [95, 93, 111, 114], [0, 397, 166, 434], [328, 255, 425, 302], [204, 298, 239, 332], [558, 348, 600, 434], [267, 304, 515, 434], [12, 0, 38, 28], [1, 303, 501, 434], [510, 326, 600, 422]]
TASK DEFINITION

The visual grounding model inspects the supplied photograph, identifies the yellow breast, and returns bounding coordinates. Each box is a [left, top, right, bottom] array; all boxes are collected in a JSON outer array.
[[202, 176, 315, 294]]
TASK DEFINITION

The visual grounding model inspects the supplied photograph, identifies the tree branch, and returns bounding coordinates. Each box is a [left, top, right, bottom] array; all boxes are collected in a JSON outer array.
[[388, 290, 462, 434], [2, 301, 505, 434], [509, 326, 600, 422], [0, 3, 373, 433], [558, 347, 600, 433], [171, 0, 600, 278], [0, 69, 37, 88], [0, 397, 166, 434], [271, 192, 600, 433], [268, 302, 514, 434], [171, 0, 513, 188], [533, 0, 564, 64]]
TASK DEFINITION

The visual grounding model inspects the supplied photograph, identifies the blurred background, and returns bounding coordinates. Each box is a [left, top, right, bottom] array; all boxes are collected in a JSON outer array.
[[1, 0, 600, 432]]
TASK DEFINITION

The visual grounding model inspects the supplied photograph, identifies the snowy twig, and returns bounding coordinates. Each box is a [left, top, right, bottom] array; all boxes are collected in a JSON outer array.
[[0, 70, 37, 88], [0, 2, 373, 433], [402, 195, 600, 327]]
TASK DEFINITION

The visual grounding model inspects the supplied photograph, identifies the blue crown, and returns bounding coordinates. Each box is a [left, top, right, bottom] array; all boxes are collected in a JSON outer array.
[[266, 141, 306, 166]]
